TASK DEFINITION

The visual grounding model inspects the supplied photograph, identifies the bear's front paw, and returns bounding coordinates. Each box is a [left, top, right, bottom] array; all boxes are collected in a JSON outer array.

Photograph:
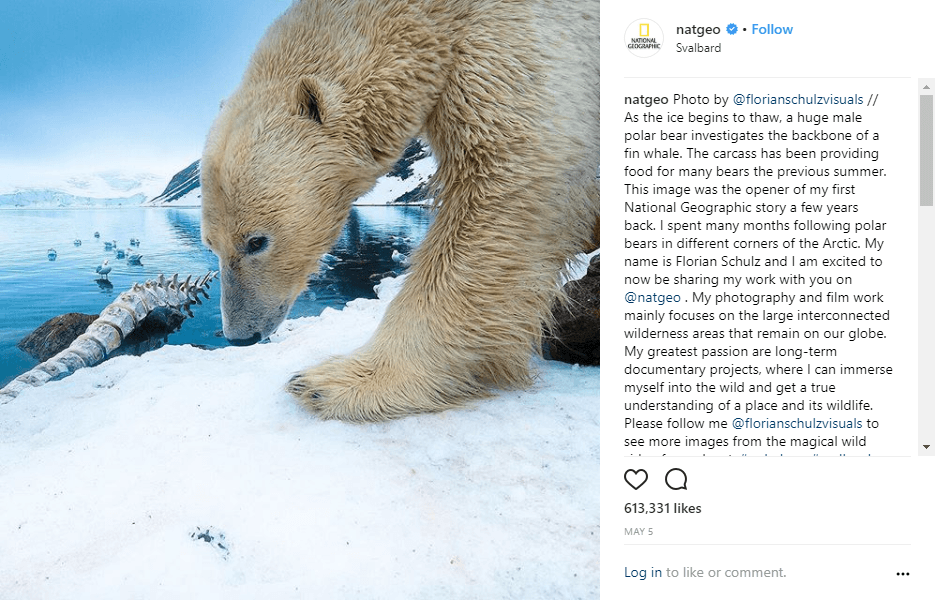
[[286, 353, 486, 422], [286, 356, 409, 422]]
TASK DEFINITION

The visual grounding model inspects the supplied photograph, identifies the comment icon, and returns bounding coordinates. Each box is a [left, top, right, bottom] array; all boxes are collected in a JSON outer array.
[[665, 468, 688, 490]]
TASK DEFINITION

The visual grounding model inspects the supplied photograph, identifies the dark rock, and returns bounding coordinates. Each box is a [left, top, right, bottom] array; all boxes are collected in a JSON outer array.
[[117, 307, 187, 355], [18, 307, 188, 362], [17, 313, 98, 361], [386, 139, 429, 180], [393, 180, 430, 204], [138, 307, 185, 336], [545, 254, 599, 365]]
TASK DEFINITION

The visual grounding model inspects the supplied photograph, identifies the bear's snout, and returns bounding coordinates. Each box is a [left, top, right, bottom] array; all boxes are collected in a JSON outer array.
[[218, 264, 293, 344]]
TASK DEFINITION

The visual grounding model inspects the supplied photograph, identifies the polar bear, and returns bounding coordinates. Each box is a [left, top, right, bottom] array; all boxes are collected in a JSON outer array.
[[200, 0, 599, 421]]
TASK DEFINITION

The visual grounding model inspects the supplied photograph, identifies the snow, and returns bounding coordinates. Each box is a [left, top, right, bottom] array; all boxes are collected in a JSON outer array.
[[0, 271, 599, 598], [156, 186, 203, 207], [354, 155, 437, 205]]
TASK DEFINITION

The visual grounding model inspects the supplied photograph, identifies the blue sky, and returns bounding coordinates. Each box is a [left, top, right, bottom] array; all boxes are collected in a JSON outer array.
[[0, 1, 289, 185]]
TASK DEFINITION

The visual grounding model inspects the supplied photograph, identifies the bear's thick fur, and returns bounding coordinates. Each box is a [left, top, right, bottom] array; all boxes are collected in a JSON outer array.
[[201, 0, 599, 421]]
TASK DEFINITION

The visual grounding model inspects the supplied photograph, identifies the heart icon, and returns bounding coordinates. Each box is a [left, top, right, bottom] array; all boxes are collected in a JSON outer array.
[[624, 468, 648, 490]]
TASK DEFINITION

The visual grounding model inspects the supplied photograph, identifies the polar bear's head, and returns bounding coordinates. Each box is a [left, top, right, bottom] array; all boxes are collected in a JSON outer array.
[[200, 76, 382, 345], [199, 2, 447, 344]]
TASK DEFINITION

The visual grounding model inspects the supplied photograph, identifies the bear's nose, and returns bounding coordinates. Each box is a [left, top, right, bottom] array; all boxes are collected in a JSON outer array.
[[228, 332, 262, 346]]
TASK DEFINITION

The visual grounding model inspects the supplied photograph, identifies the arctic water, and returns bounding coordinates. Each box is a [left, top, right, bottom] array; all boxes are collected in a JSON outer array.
[[0, 206, 432, 387]]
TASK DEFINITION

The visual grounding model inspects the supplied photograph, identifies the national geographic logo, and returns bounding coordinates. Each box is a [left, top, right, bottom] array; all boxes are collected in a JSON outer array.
[[627, 18, 664, 58]]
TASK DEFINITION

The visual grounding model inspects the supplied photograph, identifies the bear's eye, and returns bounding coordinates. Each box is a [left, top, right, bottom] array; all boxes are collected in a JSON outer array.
[[246, 236, 269, 255]]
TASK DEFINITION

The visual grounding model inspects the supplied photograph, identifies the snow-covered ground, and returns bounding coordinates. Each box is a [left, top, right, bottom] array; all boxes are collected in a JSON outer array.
[[0, 265, 599, 598]]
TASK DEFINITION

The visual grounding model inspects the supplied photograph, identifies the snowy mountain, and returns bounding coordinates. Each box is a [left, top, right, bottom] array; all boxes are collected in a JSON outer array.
[[0, 172, 167, 209], [145, 139, 437, 208], [355, 139, 435, 205], [143, 160, 202, 207]]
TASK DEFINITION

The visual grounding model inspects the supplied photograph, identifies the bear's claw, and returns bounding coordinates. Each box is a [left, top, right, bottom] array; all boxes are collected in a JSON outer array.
[[286, 374, 321, 400]]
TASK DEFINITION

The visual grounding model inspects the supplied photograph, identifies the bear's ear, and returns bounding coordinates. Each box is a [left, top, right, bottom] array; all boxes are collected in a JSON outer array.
[[295, 77, 323, 124]]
